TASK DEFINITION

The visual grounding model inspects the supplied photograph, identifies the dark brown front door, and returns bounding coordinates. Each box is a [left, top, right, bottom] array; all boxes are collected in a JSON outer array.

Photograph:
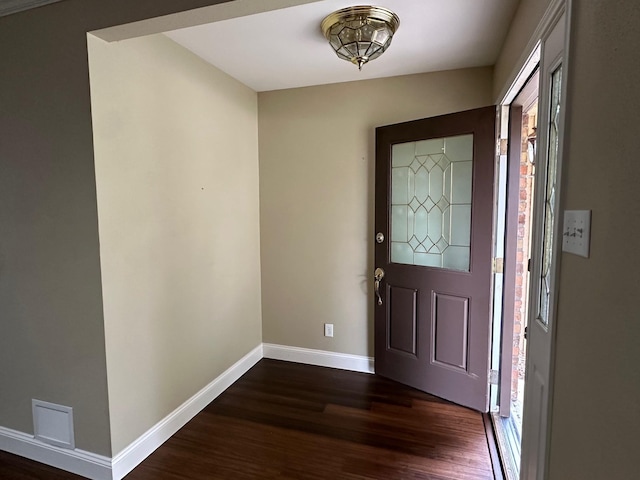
[[374, 106, 495, 412]]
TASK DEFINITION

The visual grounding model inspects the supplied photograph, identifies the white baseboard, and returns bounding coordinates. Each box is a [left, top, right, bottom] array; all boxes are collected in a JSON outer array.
[[111, 343, 263, 480], [0, 343, 372, 479], [263, 343, 374, 374], [0, 344, 262, 480], [0, 426, 111, 480]]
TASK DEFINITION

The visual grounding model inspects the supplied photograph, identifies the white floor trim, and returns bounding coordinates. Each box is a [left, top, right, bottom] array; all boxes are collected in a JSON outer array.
[[0, 426, 112, 480], [0, 343, 374, 479], [111, 343, 263, 480], [263, 343, 374, 374]]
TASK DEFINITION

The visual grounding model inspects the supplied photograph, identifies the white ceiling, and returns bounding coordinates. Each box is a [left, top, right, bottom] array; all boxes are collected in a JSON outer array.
[[165, 0, 519, 92]]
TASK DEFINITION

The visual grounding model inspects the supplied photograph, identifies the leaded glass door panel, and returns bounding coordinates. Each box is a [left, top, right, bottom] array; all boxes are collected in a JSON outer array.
[[390, 134, 473, 271], [374, 106, 496, 412]]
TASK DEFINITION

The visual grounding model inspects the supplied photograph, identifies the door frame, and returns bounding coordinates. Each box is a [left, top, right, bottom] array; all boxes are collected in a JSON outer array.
[[494, 0, 571, 478], [491, 65, 540, 480]]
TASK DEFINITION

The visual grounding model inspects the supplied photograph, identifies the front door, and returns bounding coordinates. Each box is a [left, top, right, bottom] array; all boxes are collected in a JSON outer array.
[[374, 106, 496, 412]]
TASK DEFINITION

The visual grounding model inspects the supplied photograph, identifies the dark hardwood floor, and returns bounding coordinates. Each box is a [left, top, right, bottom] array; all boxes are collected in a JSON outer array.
[[0, 450, 85, 480], [0, 359, 498, 479]]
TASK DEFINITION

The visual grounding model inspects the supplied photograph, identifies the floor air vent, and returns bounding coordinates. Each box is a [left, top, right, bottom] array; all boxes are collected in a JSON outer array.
[[32, 399, 75, 449]]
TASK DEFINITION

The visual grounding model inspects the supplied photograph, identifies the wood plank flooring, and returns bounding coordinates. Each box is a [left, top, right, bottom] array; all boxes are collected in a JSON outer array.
[[0, 359, 497, 479]]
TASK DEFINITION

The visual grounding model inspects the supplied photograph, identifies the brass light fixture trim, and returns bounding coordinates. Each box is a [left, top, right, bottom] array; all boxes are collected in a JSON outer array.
[[321, 5, 400, 71]]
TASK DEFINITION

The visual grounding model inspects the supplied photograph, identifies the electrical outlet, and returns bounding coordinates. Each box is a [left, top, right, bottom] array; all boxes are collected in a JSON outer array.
[[324, 323, 334, 337]]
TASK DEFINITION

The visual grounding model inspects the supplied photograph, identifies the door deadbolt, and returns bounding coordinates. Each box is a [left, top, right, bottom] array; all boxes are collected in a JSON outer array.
[[376, 232, 385, 244]]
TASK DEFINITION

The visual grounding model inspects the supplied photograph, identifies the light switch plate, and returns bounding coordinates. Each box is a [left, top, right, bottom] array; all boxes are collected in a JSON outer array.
[[562, 210, 591, 258]]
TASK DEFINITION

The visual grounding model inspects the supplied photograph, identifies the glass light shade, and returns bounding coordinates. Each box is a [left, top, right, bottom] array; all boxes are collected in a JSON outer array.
[[321, 6, 400, 70]]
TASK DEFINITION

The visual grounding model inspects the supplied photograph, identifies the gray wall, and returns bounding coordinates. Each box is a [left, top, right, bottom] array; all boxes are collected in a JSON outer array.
[[493, 0, 554, 100], [547, 1, 640, 478], [0, 0, 231, 457], [494, 1, 640, 478]]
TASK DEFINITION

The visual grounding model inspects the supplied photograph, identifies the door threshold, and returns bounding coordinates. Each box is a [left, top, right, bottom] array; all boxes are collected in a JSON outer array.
[[482, 413, 505, 480], [491, 413, 521, 480]]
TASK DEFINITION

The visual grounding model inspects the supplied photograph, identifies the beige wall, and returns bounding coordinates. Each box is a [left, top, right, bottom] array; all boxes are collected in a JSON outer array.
[[547, 1, 640, 479], [0, 0, 235, 457], [87, 33, 262, 454], [493, 0, 554, 100], [258, 69, 493, 356]]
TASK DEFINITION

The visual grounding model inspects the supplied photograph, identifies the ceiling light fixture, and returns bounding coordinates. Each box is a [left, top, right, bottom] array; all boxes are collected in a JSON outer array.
[[321, 5, 400, 71]]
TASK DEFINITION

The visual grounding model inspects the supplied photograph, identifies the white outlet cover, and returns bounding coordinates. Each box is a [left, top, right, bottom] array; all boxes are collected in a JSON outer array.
[[324, 323, 334, 337], [562, 210, 591, 258]]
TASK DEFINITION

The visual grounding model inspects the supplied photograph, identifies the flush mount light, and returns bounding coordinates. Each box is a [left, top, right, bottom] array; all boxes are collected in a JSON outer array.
[[321, 5, 400, 71]]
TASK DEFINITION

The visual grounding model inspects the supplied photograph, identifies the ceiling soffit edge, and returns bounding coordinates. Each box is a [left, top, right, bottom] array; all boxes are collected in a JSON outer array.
[[0, 0, 63, 18]]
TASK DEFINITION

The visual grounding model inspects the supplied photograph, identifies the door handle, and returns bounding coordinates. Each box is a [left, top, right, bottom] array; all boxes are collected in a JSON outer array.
[[374, 267, 385, 305]]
